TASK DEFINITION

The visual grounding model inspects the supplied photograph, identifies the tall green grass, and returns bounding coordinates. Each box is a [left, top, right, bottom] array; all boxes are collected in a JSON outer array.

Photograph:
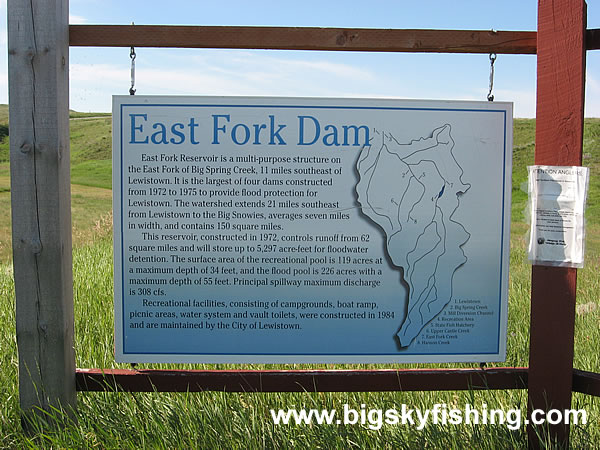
[[0, 220, 598, 448]]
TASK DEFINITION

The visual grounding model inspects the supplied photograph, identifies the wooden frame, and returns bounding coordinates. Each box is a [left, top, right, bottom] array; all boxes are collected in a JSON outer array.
[[8, 0, 598, 447]]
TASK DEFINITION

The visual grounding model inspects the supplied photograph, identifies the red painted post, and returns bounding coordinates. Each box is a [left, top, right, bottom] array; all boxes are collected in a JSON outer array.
[[527, 0, 586, 447]]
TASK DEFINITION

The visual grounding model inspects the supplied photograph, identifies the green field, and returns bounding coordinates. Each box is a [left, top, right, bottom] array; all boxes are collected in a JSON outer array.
[[0, 108, 599, 448]]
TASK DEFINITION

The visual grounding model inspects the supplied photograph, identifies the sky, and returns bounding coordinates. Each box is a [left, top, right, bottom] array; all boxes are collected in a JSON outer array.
[[2, 0, 600, 118]]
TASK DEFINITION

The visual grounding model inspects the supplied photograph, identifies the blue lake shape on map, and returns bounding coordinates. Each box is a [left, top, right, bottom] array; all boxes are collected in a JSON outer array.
[[355, 124, 471, 347]]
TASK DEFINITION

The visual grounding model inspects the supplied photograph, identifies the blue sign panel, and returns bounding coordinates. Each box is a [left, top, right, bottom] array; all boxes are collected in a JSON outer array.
[[113, 96, 512, 363]]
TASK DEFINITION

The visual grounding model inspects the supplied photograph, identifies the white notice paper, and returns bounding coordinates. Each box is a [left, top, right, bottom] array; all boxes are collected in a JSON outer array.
[[528, 165, 589, 268]]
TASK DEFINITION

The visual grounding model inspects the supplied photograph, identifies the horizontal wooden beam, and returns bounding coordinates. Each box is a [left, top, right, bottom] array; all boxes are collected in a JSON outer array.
[[572, 369, 600, 397], [76, 367, 528, 393], [75, 368, 600, 396], [69, 25, 537, 54], [587, 28, 600, 50], [67, 25, 600, 54]]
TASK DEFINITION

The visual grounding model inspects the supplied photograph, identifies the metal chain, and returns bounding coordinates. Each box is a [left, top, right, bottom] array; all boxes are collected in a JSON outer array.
[[129, 46, 136, 95], [487, 53, 496, 102], [128, 34, 136, 369]]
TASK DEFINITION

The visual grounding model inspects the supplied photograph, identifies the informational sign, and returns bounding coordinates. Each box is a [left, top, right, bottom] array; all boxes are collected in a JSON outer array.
[[113, 96, 512, 363], [528, 165, 589, 268]]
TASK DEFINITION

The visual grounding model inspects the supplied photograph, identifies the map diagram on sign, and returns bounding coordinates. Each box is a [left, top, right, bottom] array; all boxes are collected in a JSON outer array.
[[356, 124, 471, 348]]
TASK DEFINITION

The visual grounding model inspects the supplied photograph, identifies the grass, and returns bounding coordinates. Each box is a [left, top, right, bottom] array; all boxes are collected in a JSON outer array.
[[511, 118, 600, 224], [69, 110, 111, 119], [1, 225, 599, 447], [0, 177, 112, 264], [69, 114, 112, 189], [0, 105, 112, 191], [0, 111, 599, 447], [0, 106, 113, 262], [71, 159, 113, 190]]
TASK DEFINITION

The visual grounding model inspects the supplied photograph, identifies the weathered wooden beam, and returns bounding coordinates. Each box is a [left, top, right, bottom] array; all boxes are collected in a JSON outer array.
[[527, 0, 587, 447], [76, 367, 600, 396], [65, 25, 600, 53], [587, 28, 600, 50], [8, 0, 76, 417], [75, 367, 528, 392], [69, 25, 537, 54], [572, 369, 600, 397]]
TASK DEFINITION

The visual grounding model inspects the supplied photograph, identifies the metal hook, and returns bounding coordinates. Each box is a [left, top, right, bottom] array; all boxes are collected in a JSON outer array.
[[129, 46, 136, 95], [129, 22, 136, 95], [487, 53, 497, 102]]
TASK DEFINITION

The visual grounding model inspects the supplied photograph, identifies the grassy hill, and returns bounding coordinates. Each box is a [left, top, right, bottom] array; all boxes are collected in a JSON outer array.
[[511, 118, 600, 222], [0, 105, 112, 188], [69, 115, 112, 188], [0, 106, 113, 262], [1, 106, 600, 260], [1, 106, 600, 208]]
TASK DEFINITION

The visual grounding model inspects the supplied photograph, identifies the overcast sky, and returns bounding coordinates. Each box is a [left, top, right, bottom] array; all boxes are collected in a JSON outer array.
[[2, 0, 600, 117]]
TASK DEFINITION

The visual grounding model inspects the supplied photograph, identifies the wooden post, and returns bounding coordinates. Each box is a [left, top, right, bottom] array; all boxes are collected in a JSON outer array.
[[7, 0, 76, 417], [527, 0, 586, 447]]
